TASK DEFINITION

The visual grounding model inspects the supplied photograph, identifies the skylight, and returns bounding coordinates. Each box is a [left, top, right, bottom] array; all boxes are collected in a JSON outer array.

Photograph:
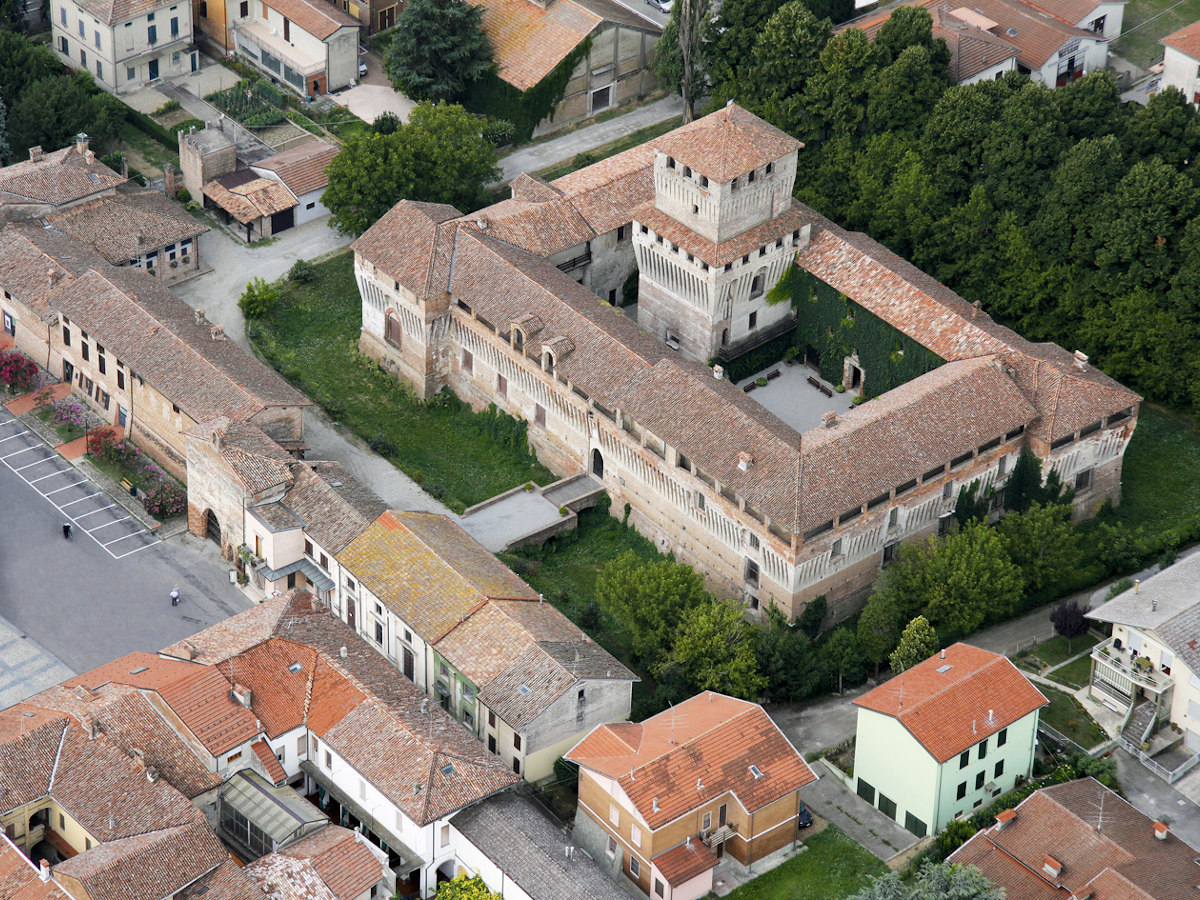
[[129, 666, 149, 674], [441, 763, 456, 777], [749, 765, 764, 779], [518, 685, 531, 695], [288, 662, 303, 674], [936, 664, 952, 673]]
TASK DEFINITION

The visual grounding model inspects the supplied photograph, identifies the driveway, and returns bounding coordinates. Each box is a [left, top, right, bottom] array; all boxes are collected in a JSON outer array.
[[336, 51, 415, 125], [1114, 748, 1200, 851]]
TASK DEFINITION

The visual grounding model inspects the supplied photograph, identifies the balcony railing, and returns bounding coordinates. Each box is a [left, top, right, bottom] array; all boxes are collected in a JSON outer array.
[[1091, 637, 1172, 694]]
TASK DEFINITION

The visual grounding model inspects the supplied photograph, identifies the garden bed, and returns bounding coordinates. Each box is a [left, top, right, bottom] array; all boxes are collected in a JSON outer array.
[[1040, 687, 1107, 749], [87, 430, 187, 519], [722, 826, 886, 900], [1045, 655, 1094, 691], [31, 395, 94, 444]]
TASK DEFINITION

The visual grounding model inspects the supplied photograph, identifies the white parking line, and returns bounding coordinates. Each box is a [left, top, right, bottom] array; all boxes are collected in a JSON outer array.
[[0, 431, 28, 443], [112, 540, 158, 559], [102, 531, 144, 547], [30, 469, 71, 484], [13, 458, 53, 471], [59, 491, 102, 505], [73, 503, 120, 519], [1, 445, 40, 459], [88, 516, 133, 533], [45, 482, 89, 497]]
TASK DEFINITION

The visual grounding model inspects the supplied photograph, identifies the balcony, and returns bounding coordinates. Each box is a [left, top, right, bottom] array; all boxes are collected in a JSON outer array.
[[233, 20, 324, 80], [1091, 637, 1173, 695]]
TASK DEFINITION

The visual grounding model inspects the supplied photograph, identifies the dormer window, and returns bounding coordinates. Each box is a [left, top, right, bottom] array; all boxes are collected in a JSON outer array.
[[666, 156, 675, 169], [766, 162, 773, 175], [683, 166, 692, 178], [542, 350, 555, 375], [748, 169, 756, 183], [700, 175, 709, 188], [512, 328, 524, 351]]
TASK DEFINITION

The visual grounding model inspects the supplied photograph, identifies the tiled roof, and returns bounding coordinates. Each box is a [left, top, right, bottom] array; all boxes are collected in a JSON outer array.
[[473, 0, 602, 91], [203, 175, 297, 224], [161, 595, 293, 665], [262, 0, 358, 39], [216, 640, 317, 738], [208, 420, 296, 493], [71, 0, 174, 24], [0, 836, 74, 900], [653, 840, 718, 886], [154, 665, 262, 755], [277, 462, 387, 553], [1162, 19, 1200, 57], [49, 267, 309, 424], [266, 826, 385, 900], [650, 104, 802, 183], [437, 600, 635, 730], [0, 712, 67, 813], [633, 200, 815, 268], [853, 643, 1048, 763], [43, 184, 207, 265], [949, 778, 1200, 900], [178, 860, 266, 900], [337, 511, 539, 642], [935, 14, 1020, 80], [567, 692, 817, 829], [252, 738, 288, 784], [0, 224, 109, 319], [1023, 0, 1117, 27], [351, 201, 460, 302], [451, 792, 624, 900], [961, 0, 1103, 67], [0, 144, 125, 210], [244, 853, 337, 900], [53, 822, 224, 900], [254, 142, 339, 197]]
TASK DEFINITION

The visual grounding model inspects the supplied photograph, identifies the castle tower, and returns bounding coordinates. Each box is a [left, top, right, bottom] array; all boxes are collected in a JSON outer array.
[[633, 104, 808, 363]]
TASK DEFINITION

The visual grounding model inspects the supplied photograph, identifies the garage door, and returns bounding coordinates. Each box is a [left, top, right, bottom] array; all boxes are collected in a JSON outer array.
[[271, 207, 295, 234], [1188, 728, 1200, 752]]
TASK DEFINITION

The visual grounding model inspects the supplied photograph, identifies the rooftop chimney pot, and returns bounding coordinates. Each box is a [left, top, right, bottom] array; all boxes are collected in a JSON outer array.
[[712, 364, 725, 381], [1153, 821, 1169, 840], [29, 146, 43, 162], [340, 646, 348, 658], [822, 410, 837, 428], [1073, 350, 1089, 370], [39, 860, 50, 883]]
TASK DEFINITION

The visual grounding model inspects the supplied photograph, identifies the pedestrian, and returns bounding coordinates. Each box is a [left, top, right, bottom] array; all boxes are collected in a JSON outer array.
[[170, 585, 180, 606], [62, 522, 72, 539]]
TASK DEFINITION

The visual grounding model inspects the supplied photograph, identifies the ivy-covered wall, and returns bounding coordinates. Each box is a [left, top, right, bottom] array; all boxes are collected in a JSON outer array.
[[464, 37, 592, 143], [788, 269, 945, 398]]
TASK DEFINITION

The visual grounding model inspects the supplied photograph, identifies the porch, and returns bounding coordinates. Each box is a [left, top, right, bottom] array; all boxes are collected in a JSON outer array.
[[1088, 636, 1172, 715]]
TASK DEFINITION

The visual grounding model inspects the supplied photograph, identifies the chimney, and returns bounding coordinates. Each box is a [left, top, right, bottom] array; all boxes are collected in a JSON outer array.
[[145, 765, 160, 783], [822, 410, 837, 429], [995, 808, 1017, 830], [194, 309, 206, 325], [164, 162, 178, 198], [136, 234, 145, 247], [1153, 821, 1169, 841], [1073, 350, 1089, 371], [940, 649, 946, 659], [737, 451, 754, 472], [38, 860, 50, 883], [712, 364, 725, 381], [231, 683, 252, 707], [1041, 855, 1062, 881], [652, 797, 659, 812], [130, 747, 146, 767], [1152, 598, 1158, 612], [972, 299, 982, 318], [75, 133, 90, 155], [475, 216, 489, 231], [73, 685, 94, 703], [48, 268, 60, 288], [179, 640, 197, 660], [82, 715, 101, 740], [988, 709, 995, 726], [340, 646, 348, 658], [29, 146, 43, 162], [85, 150, 95, 164], [210, 324, 225, 340]]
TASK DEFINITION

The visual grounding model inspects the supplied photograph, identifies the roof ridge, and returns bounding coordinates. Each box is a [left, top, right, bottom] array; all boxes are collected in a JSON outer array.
[[893, 650, 1007, 715]]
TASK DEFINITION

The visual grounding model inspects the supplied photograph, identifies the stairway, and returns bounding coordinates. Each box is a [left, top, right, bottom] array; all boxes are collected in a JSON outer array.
[[1123, 702, 1156, 744]]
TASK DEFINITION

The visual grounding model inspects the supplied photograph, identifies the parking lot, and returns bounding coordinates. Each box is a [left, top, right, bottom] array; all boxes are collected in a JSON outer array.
[[0, 406, 251, 675]]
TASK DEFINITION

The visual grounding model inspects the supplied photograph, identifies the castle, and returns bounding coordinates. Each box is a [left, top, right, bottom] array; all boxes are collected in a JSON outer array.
[[351, 104, 1140, 622]]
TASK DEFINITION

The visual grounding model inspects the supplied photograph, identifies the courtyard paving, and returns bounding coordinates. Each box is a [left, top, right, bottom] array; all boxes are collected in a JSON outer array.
[[736, 362, 853, 434], [335, 50, 414, 125]]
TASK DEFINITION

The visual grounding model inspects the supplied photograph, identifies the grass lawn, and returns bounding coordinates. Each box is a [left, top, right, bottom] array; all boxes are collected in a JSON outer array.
[[534, 116, 683, 181], [1104, 404, 1200, 540], [1046, 655, 1094, 691], [250, 251, 554, 512], [1030, 632, 1101, 668], [501, 506, 662, 709], [326, 116, 371, 142], [722, 827, 887, 900], [1039, 687, 1107, 749], [32, 405, 85, 444], [1113, 0, 1200, 69]]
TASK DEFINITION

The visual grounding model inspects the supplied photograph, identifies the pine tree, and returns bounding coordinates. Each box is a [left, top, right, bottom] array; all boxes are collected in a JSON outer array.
[[384, 0, 493, 104]]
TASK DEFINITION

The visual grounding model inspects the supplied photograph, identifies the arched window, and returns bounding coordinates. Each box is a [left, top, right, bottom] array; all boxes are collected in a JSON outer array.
[[384, 311, 401, 348], [542, 350, 555, 376], [512, 328, 524, 351], [749, 270, 766, 299]]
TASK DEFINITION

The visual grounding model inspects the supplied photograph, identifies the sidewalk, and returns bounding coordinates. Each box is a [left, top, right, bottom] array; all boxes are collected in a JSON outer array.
[[495, 95, 685, 183]]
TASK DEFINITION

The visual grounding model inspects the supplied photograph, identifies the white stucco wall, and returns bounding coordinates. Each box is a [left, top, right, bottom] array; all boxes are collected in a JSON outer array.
[[1162, 46, 1200, 105]]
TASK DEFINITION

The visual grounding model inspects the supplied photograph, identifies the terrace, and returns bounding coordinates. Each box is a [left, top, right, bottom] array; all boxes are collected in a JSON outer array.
[[735, 362, 853, 435]]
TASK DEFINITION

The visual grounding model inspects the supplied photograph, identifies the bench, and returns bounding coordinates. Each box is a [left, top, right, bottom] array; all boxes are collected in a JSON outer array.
[[120, 478, 136, 496], [807, 376, 834, 398]]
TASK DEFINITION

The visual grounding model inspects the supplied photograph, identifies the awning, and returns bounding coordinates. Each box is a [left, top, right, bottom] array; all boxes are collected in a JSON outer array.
[[300, 761, 423, 873], [221, 769, 325, 844], [253, 558, 335, 592]]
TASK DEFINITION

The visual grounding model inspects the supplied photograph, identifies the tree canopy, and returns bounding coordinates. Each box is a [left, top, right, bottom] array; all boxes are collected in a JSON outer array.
[[851, 862, 1002, 900], [322, 102, 499, 235], [656, 598, 766, 698], [384, 0, 494, 104], [594, 551, 710, 661], [890, 615, 939, 673], [434, 875, 502, 900]]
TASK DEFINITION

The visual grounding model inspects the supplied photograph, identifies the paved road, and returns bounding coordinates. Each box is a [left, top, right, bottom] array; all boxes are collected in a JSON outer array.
[[495, 95, 685, 183], [0, 614, 75, 708], [1115, 748, 1200, 850], [0, 413, 252, 673]]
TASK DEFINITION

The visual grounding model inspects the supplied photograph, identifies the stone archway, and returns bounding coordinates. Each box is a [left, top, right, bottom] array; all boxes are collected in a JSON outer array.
[[843, 353, 863, 392], [205, 510, 221, 546], [592, 449, 604, 479]]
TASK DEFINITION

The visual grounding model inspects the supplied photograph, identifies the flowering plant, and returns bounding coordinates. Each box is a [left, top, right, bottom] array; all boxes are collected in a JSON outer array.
[[51, 397, 89, 429], [0, 350, 39, 392]]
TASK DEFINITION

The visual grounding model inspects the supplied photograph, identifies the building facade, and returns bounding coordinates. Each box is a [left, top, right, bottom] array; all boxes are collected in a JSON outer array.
[[1161, 20, 1200, 105], [51, 0, 196, 92], [352, 104, 1140, 624], [852, 643, 1048, 835]]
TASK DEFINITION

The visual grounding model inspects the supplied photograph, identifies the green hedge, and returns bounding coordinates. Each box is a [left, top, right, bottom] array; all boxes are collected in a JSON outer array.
[[718, 325, 800, 383], [124, 105, 178, 151]]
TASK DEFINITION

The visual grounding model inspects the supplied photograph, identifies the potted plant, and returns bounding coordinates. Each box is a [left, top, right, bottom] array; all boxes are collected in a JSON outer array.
[[181, 255, 191, 264]]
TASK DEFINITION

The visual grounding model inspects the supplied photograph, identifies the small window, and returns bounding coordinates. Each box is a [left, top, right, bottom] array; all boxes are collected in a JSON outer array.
[[609, 803, 620, 824], [607, 836, 617, 858], [744, 558, 760, 587], [304, 539, 313, 557], [977, 738, 988, 760], [655, 879, 665, 897], [59, 813, 65, 829], [496, 374, 507, 398], [957, 782, 967, 800], [748, 310, 758, 329], [534, 404, 546, 427], [439, 824, 450, 847], [81, 342, 90, 361], [98, 355, 106, 375], [888, 508, 899, 529], [630, 858, 640, 879], [240, 0, 248, 13], [994, 760, 1005, 778], [766, 162, 773, 175], [631, 825, 641, 847], [997, 728, 1007, 747], [171, 403, 180, 414], [1075, 468, 1093, 491], [227, 750, 242, 764], [703, 811, 712, 830], [831, 538, 842, 557], [617, 225, 627, 241], [975, 771, 985, 790], [345, 576, 356, 592], [513, 734, 521, 751], [324, 750, 332, 769], [319, 553, 328, 570], [959, 750, 969, 769], [384, 313, 401, 347], [462, 349, 473, 374], [63, 326, 72, 346], [749, 275, 764, 299]]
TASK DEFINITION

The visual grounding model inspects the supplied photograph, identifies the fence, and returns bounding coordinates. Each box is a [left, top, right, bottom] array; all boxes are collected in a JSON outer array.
[[1038, 722, 1094, 758], [1117, 736, 1200, 784]]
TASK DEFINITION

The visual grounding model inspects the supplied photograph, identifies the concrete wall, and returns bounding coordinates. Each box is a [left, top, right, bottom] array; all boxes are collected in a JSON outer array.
[[521, 678, 633, 782], [185, 428, 258, 554], [326, 27, 358, 91], [179, 125, 238, 202]]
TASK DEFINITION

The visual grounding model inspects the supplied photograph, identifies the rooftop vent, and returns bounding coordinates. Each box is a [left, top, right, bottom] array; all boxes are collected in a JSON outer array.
[[738, 452, 754, 472], [39, 860, 50, 883], [340, 646, 348, 658], [1154, 821, 1169, 840], [822, 410, 838, 428], [1006, 26, 1018, 35], [1042, 855, 1062, 880], [29, 146, 43, 162], [231, 684, 252, 708], [518, 685, 532, 696], [210, 325, 225, 341], [1073, 350, 1089, 370], [995, 808, 1017, 830], [129, 666, 149, 675], [936, 664, 952, 673], [194, 309, 205, 324], [712, 364, 726, 381], [652, 797, 660, 812], [146, 765, 160, 783], [749, 765, 764, 779], [441, 763, 456, 777]]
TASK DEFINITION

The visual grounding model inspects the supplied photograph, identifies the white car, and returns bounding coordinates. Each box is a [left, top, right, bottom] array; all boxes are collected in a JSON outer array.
[[646, 0, 672, 12], [358, 59, 368, 78]]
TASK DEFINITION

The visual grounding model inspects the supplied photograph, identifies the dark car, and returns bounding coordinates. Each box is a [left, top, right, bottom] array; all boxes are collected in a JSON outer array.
[[796, 804, 814, 828]]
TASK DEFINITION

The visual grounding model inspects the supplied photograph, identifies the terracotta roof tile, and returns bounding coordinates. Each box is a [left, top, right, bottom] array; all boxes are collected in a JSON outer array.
[[0, 144, 125, 210], [0, 837, 73, 900], [155, 666, 262, 755], [178, 860, 266, 900], [269, 826, 385, 900], [653, 840, 718, 886], [568, 692, 817, 829], [351, 201, 461, 302], [161, 595, 293, 665], [854, 643, 1048, 763], [50, 267, 309, 424], [203, 176, 297, 223], [216, 640, 315, 738], [252, 738, 288, 784], [276, 462, 388, 554], [473, 0, 603, 91], [44, 184, 207, 265], [0, 224, 109, 319], [1162, 19, 1200, 57], [1020, 0, 1113, 26], [949, 778, 1200, 900], [0, 712, 67, 813], [650, 104, 802, 183], [261, 0, 359, 39], [337, 511, 539, 642], [633, 200, 816, 268], [254, 142, 339, 197]]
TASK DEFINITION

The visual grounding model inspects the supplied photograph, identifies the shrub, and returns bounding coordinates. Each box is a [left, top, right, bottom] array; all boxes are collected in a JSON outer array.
[[175, 187, 192, 203], [170, 118, 205, 135], [143, 482, 187, 519], [755, 376, 768, 387], [481, 116, 516, 147], [288, 259, 316, 283], [367, 434, 397, 457], [50, 397, 88, 429], [154, 98, 181, 115], [239, 277, 281, 319], [0, 350, 40, 392], [372, 111, 403, 134]]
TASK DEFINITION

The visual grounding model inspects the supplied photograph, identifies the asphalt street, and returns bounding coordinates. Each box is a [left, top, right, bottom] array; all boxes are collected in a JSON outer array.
[[0, 415, 252, 673]]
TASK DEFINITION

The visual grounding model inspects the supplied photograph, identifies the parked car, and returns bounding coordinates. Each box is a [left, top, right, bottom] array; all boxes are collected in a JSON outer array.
[[796, 804, 814, 828], [646, 0, 673, 12], [358, 59, 369, 78]]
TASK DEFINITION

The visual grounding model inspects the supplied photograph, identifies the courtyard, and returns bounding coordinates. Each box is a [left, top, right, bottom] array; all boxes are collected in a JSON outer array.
[[736, 362, 854, 434]]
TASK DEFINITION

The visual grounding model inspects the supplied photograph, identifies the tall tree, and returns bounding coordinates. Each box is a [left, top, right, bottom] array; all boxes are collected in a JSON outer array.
[[708, 0, 778, 85], [857, 593, 902, 675], [6, 72, 123, 158], [756, 607, 823, 701], [997, 502, 1081, 595], [796, 594, 827, 639], [889, 615, 939, 673], [676, 0, 711, 122], [1125, 87, 1200, 171], [981, 82, 1069, 221], [323, 102, 499, 235], [1049, 598, 1089, 653], [803, 28, 882, 138], [1052, 71, 1129, 144], [747, 0, 831, 101], [824, 626, 863, 693], [384, 0, 493, 104], [593, 551, 709, 661], [0, 97, 10, 167], [866, 45, 948, 136], [656, 599, 766, 698]]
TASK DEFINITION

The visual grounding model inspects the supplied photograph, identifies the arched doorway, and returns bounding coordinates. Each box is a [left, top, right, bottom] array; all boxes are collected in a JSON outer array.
[[591, 449, 604, 479], [205, 510, 221, 546]]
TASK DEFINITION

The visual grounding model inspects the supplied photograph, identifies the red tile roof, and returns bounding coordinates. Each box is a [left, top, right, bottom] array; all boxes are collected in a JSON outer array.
[[567, 692, 817, 829], [154, 666, 261, 756], [254, 142, 339, 197], [949, 778, 1200, 900], [853, 643, 1048, 763], [273, 826, 385, 900], [651, 104, 802, 183], [252, 738, 288, 784], [261, 0, 359, 39], [1162, 19, 1200, 58], [653, 840, 718, 886], [0, 836, 74, 900]]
